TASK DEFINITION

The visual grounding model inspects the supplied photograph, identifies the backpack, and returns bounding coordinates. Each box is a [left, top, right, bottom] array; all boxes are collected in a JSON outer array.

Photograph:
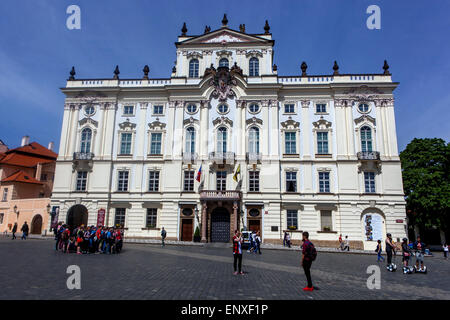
[[305, 241, 317, 261]]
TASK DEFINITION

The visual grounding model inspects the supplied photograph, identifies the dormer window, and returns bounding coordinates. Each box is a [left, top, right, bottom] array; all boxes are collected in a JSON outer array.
[[189, 59, 199, 78], [219, 58, 229, 68]]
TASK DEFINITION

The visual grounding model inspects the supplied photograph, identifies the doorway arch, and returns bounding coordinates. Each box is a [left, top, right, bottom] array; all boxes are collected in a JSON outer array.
[[67, 205, 88, 230], [361, 208, 386, 251], [210, 207, 230, 242], [30, 214, 43, 234]]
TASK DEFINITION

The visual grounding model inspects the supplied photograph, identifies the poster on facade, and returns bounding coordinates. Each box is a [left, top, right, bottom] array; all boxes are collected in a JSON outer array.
[[364, 213, 383, 241], [97, 208, 105, 227], [50, 206, 59, 229]]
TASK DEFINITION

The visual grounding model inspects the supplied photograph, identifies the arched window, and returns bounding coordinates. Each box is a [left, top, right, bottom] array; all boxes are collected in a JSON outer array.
[[248, 126, 260, 154], [219, 58, 229, 68], [217, 127, 227, 153], [360, 126, 373, 152], [249, 57, 259, 76], [185, 127, 195, 153], [80, 128, 92, 153], [189, 59, 199, 78]]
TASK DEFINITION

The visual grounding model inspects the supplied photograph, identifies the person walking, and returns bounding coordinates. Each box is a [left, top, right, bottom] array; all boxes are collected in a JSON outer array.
[[11, 222, 17, 240], [286, 232, 291, 248], [385, 233, 395, 267], [343, 236, 350, 251], [376, 239, 385, 262], [232, 229, 244, 275], [254, 231, 262, 254], [301, 231, 316, 291], [443, 243, 448, 260], [283, 231, 287, 247], [413, 236, 426, 271], [20, 221, 29, 240], [161, 227, 167, 247], [337, 234, 343, 250]]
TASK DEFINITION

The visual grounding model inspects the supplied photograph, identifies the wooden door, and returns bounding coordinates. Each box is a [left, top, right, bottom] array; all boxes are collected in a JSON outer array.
[[248, 219, 260, 233], [181, 219, 193, 241]]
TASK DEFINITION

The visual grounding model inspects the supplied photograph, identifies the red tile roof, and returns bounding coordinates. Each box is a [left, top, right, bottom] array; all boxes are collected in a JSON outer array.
[[6, 142, 57, 159], [0, 153, 54, 168], [1, 170, 43, 185]]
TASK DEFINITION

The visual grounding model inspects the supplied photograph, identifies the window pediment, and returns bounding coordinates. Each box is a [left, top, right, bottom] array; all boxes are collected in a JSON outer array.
[[312, 116, 332, 130], [281, 117, 300, 130], [79, 117, 98, 128], [355, 115, 376, 126], [148, 120, 166, 131], [245, 50, 263, 58], [118, 119, 136, 131], [216, 50, 232, 57], [246, 117, 263, 126], [213, 116, 233, 127], [185, 51, 203, 59], [183, 117, 200, 126]]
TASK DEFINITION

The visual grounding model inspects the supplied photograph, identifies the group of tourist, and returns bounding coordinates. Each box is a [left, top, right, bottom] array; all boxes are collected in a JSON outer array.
[[53, 222, 124, 254], [247, 230, 262, 254]]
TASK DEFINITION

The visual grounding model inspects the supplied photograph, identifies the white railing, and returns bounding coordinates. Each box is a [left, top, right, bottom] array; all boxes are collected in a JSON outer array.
[[200, 190, 241, 201]]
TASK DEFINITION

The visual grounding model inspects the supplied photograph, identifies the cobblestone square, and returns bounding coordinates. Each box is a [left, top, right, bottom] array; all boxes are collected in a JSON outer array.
[[0, 238, 449, 300]]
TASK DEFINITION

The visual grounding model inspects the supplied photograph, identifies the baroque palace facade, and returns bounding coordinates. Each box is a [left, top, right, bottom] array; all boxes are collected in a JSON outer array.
[[51, 16, 407, 250]]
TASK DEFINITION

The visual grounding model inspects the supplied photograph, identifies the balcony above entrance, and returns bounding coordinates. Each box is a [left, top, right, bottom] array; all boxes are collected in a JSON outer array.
[[357, 151, 380, 161], [209, 152, 235, 164], [200, 190, 241, 201]]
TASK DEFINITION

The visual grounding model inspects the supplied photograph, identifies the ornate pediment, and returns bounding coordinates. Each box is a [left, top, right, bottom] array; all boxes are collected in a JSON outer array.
[[79, 117, 98, 128], [246, 117, 263, 126], [185, 51, 203, 59], [148, 119, 166, 131], [183, 117, 200, 126], [74, 91, 107, 103], [355, 114, 376, 126], [245, 50, 264, 58], [216, 50, 233, 57], [281, 117, 300, 129], [312, 116, 332, 129], [179, 29, 273, 45], [213, 116, 233, 127], [119, 119, 136, 130], [344, 85, 384, 102]]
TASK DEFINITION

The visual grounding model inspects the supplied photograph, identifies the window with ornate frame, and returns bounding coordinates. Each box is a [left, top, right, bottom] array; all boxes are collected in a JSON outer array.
[[185, 127, 196, 153], [80, 127, 92, 153], [117, 119, 136, 156], [147, 120, 166, 157], [189, 59, 199, 78], [312, 117, 332, 157], [249, 57, 259, 76]]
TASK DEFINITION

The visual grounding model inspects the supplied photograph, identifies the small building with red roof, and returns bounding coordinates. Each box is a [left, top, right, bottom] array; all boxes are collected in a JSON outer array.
[[0, 136, 57, 235]]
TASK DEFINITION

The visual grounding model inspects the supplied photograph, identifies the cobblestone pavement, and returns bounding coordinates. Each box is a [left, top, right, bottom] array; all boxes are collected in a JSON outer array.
[[0, 238, 449, 300]]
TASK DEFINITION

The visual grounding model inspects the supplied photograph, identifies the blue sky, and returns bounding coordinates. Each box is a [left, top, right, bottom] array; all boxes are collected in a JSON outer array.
[[0, 0, 449, 151]]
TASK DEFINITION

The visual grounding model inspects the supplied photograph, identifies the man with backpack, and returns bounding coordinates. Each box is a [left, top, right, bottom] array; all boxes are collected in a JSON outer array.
[[301, 231, 316, 292], [161, 227, 167, 247]]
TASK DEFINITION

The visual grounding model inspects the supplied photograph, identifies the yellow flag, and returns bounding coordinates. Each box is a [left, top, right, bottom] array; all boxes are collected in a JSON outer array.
[[233, 164, 241, 182]]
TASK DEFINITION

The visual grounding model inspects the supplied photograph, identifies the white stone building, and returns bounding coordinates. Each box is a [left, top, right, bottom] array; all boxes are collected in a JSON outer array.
[[50, 16, 407, 250]]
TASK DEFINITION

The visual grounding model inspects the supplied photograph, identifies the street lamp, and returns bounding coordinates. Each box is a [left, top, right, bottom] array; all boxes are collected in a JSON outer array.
[[13, 205, 19, 219], [46, 203, 51, 214], [194, 206, 200, 224]]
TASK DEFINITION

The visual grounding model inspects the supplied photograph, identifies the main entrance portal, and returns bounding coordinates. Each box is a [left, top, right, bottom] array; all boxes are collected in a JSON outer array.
[[210, 207, 230, 242], [67, 204, 88, 230]]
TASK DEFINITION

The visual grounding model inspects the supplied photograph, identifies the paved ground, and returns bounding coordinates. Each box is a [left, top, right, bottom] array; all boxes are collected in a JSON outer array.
[[0, 238, 449, 300]]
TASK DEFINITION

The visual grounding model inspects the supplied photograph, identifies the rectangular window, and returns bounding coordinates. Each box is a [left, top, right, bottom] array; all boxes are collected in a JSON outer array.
[[148, 171, 160, 192], [316, 103, 327, 113], [320, 210, 333, 231], [249, 171, 260, 192], [0, 213, 4, 224], [146, 208, 158, 228], [123, 105, 134, 115], [284, 104, 295, 114], [40, 173, 47, 181], [76, 171, 87, 191], [286, 172, 297, 192], [153, 105, 163, 115], [287, 210, 298, 229], [319, 172, 330, 193], [184, 170, 194, 191], [114, 208, 126, 227], [120, 133, 132, 154], [285, 132, 296, 154], [117, 171, 129, 192], [150, 133, 162, 155], [2, 188, 8, 201], [216, 171, 227, 191], [364, 172, 376, 193], [317, 132, 329, 154]]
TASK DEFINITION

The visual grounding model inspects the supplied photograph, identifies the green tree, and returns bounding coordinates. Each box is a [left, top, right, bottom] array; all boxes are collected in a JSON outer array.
[[400, 138, 450, 240]]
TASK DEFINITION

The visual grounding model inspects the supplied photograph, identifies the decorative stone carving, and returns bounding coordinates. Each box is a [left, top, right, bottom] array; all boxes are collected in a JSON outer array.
[[312, 116, 332, 129], [148, 120, 166, 131], [301, 100, 311, 108], [119, 119, 136, 130], [246, 117, 263, 126], [281, 117, 300, 129], [354, 115, 376, 126], [235, 100, 247, 108], [245, 50, 263, 58], [216, 50, 232, 57], [208, 66, 239, 102], [78, 118, 98, 128], [183, 117, 199, 126], [213, 116, 233, 127], [185, 51, 203, 59]]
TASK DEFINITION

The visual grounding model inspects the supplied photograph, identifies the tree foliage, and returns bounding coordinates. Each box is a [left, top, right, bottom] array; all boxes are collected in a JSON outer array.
[[400, 138, 450, 230]]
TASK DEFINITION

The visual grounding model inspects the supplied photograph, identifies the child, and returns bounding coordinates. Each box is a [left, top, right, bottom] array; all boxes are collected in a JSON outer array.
[[376, 239, 385, 262]]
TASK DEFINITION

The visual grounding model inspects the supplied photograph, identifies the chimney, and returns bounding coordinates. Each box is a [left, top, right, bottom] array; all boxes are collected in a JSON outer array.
[[21, 135, 30, 146], [48, 141, 54, 151]]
